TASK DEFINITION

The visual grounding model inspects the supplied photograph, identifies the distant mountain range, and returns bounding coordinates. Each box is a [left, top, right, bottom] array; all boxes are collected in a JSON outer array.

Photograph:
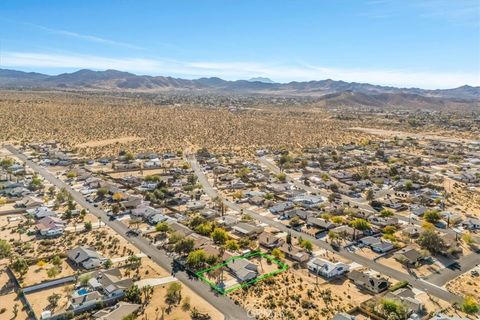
[[248, 77, 276, 84], [0, 68, 478, 109]]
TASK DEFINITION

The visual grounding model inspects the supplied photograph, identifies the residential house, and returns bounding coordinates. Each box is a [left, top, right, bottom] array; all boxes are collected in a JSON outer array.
[[93, 302, 141, 320], [67, 246, 107, 269], [36, 216, 66, 236], [347, 270, 390, 293], [71, 268, 133, 309], [402, 225, 421, 238], [167, 221, 194, 237], [462, 218, 480, 230], [186, 200, 206, 211], [269, 202, 294, 214], [131, 204, 161, 219], [306, 217, 336, 231], [410, 205, 427, 217], [15, 196, 42, 208], [227, 258, 258, 282], [384, 288, 424, 315], [88, 268, 133, 299], [27, 206, 57, 219], [266, 183, 291, 193], [368, 215, 399, 228], [232, 222, 264, 237], [215, 216, 239, 230], [291, 194, 324, 209], [331, 225, 358, 241], [359, 236, 394, 253], [203, 244, 232, 261], [70, 291, 103, 309], [258, 232, 285, 249], [307, 257, 349, 278], [279, 243, 310, 263], [394, 247, 424, 266], [283, 209, 311, 221]]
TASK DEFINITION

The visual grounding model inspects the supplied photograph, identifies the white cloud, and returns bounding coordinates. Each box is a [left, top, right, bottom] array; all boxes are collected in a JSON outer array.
[[2, 51, 479, 89], [26, 23, 143, 50]]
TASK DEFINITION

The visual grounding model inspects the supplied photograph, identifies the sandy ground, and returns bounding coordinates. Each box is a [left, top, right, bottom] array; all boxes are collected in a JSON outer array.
[[76, 137, 144, 148], [446, 266, 480, 302], [0, 268, 29, 320], [22, 259, 76, 287], [350, 127, 478, 144], [25, 284, 74, 318], [139, 280, 224, 320], [229, 266, 372, 320], [0, 292, 29, 320]]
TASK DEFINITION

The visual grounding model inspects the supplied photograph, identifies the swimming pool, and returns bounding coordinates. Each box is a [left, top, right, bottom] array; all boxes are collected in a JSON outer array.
[[77, 288, 88, 296]]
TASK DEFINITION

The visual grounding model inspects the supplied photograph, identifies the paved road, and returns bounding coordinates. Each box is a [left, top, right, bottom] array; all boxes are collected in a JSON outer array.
[[425, 251, 480, 286], [188, 155, 464, 304], [6, 145, 249, 320]]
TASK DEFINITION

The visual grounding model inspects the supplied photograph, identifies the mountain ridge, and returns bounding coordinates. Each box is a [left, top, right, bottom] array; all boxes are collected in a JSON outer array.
[[0, 68, 478, 106]]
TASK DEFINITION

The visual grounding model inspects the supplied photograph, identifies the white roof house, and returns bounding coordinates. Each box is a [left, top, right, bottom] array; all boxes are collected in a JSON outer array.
[[27, 206, 57, 219], [307, 257, 349, 278]]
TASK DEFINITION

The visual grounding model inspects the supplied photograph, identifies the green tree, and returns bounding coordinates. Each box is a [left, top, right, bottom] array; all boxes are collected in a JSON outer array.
[[155, 221, 170, 233], [195, 223, 213, 236], [289, 216, 301, 227], [174, 238, 195, 255], [11, 257, 28, 276], [104, 259, 113, 269], [0, 157, 14, 168], [379, 209, 394, 217], [125, 152, 135, 162], [165, 282, 182, 306], [84, 221, 93, 231], [225, 240, 239, 251], [168, 232, 184, 244], [417, 229, 446, 254], [276, 172, 287, 182], [96, 187, 108, 199], [462, 232, 476, 246], [328, 230, 339, 245], [424, 210, 441, 223], [47, 266, 61, 278], [379, 298, 407, 319], [300, 239, 313, 252], [47, 293, 61, 308], [79, 274, 91, 286], [211, 228, 228, 244], [462, 296, 479, 314], [186, 249, 207, 268], [271, 248, 285, 260], [125, 285, 142, 304], [66, 171, 77, 179], [51, 255, 62, 267], [0, 240, 11, 259]]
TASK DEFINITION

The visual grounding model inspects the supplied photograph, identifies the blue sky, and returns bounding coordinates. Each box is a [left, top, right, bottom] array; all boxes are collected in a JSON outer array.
[[0, 0, 479, 88]]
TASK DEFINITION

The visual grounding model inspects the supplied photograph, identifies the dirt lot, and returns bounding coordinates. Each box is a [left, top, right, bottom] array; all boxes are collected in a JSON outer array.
[[22, 259, 76, 287], [446, 266, 480, 302], [76, 137, 145, 148], [140, 281, 224, 320], [229, 266, 372, 320], [0, 268, 29, 320], [25, 284, 74, 318]]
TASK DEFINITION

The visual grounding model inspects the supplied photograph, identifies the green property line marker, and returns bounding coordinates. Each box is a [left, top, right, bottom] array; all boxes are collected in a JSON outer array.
[[195, 251, 288, 295]]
